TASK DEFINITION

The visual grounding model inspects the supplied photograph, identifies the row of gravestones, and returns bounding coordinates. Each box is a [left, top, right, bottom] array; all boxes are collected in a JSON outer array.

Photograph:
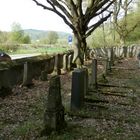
[[89, 45, 139, 59], [1, 45, 139, 98], [44, 46, 139, 135], [0, 50, 74, 97], [43, 44, 140, 135], [22, 51, 74, 86], [43, 57, 113, 135]]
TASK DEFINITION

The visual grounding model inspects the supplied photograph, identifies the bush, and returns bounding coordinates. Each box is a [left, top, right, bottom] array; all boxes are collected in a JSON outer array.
[[0, 44, 19, 53]]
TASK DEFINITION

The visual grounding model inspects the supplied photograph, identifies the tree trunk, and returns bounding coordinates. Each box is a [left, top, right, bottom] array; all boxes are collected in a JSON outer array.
[[73, 33, 87, 67], [120, 37, 125, 46]]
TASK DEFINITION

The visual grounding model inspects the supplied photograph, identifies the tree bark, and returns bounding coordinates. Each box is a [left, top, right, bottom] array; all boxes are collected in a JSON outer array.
[[73, 32, 87, 66]]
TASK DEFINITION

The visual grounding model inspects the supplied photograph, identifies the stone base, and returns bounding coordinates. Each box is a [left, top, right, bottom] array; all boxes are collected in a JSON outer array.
[[44, 106, 66, 135]]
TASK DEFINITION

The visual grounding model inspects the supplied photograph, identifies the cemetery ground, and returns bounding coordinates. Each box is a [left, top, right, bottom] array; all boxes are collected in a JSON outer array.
[[0, 57, 140, 140]]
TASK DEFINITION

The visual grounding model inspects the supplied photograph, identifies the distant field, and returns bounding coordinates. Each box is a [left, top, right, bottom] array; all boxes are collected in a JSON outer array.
[[0, 44, 72, 55]]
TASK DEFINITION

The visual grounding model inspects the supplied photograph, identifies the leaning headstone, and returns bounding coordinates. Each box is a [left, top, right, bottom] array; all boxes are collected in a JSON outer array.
[[22, 62, 33, 86], [71, 68, 85, 111], [44, 75, 66, 135]]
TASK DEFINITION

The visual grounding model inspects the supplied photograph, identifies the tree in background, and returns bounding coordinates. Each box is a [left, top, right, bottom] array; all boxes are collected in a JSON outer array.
[[87, 0, 140, 48], [126, 0, 140, 42], [47, 31, 58, 45], [0, 31, 9, 44], [40, 31, 58, 45], [32, 0, 116, 65], [112, 0, 138, 45], [10, 22, 31, 44]]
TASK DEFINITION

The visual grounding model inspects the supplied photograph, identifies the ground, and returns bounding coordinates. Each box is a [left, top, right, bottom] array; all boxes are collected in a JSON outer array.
[[0, 57, 140, 140]]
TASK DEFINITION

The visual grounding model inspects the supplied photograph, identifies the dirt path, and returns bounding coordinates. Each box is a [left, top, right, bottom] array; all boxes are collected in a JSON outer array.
[[0, 58, 140, 140]]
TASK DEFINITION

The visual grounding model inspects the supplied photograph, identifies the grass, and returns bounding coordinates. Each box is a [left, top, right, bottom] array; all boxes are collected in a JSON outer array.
[[1, 44, 71, 55], [14, 46, 69, 55], [12, 120, 43, 137]]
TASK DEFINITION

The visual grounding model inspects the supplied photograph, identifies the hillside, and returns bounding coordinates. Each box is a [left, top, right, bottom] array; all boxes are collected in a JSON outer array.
[[23, 29, 72, 41]]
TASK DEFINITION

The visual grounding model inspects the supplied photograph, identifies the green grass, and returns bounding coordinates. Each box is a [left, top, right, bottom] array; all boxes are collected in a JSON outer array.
[[10, 46, 70, 55], [12, 120, 43, 137], [0, 43, 71, 55]]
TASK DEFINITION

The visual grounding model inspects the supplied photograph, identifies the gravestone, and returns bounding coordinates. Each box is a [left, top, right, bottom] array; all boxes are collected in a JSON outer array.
[[123, 46, 127, 58], [67, 54, 73, 70], [22, 62, 33, 86], [62, 54, 68, 73], [71, 68, 85, 110], [110, 47, 114, 66], [137, 50, 140, 68], [53, 54, 61, 75], [105, 58, 112, 73], [89, 59, 97, 89], [103, 58, 109, 75], [40, 70, 48, 81], [83, 67, 88, 95], [44, 75, 66, 135]]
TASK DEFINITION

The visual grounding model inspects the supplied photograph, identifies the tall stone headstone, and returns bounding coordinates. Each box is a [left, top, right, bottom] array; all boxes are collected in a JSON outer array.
[[22, 62, 33, 86], [67, 54, 73, 71], [53, 54, 61, 75], [44, 75, 66, 135], [123, 46, 127, 58], [83, 67, 88, 95], [71, 68, 85, 111], [103, 58, 109, 75], [62, 54, 68, 72], [89, 59, 97, 89]]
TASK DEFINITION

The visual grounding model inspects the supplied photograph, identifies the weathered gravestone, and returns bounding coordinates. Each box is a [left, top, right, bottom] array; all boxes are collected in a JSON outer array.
[[52, 54, 61, 75], [62, 53, 68, 73], [123, 46, 128, 58], [107, 59, 112, 73], [67, 54, 73, 71], [22, 62, 33, 86], [39, 70, 48, 81], [89, 59, 98, 89], [71, 68, 86, 111], [43, 75, 66, 135], [83, 67, 88, 95], [137, 49, 140, 68], [108, 47, 114, 67]]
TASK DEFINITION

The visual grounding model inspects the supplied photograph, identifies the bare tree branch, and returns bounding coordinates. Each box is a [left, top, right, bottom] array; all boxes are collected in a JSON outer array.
[[32, 0, 76, 31], [86, 12, 112, 38], [32, 0, 116, 63]]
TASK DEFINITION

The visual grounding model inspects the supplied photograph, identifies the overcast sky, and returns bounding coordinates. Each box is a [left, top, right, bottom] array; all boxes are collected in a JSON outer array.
[[0, 0, 72, 33]]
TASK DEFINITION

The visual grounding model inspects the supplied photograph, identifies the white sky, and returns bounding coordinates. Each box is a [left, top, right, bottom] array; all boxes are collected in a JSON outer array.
[[0, 0, 72, 33]]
